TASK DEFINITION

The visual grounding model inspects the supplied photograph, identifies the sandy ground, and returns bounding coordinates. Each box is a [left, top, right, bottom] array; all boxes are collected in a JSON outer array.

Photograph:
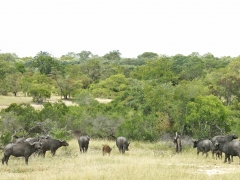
[[0, 97, 112, 110]]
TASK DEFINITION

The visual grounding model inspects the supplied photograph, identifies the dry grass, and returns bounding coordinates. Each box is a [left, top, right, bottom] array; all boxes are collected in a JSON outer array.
[[1, 96, 240, 179], [1, 139, 240, 180], [0, 95, 111, 110]]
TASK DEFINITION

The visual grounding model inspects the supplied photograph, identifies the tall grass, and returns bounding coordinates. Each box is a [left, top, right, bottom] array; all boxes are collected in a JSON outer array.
[[0, 139, 240, 180]]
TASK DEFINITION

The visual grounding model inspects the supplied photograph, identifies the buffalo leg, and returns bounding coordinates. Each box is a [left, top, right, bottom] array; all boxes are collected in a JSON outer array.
[[25, 157, 29, 165], [51, 150, 56, 156], [224, 153, 228, 163], [42, 151, 46, 157], [2, 156, 5, 165], [5, 156, 9, 166]]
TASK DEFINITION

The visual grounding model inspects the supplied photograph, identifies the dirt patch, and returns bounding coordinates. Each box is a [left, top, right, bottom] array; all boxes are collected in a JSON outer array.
[[198, 165, 232, 175], [0, 97, 112, 110], [95, 98, 112, 103]]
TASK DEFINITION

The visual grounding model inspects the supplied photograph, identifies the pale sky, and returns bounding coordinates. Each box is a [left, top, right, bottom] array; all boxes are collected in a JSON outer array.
[[0, 0, 240, 58]]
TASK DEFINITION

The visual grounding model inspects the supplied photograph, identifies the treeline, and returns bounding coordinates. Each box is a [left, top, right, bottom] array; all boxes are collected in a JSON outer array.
[[0, 50, 240, 144]]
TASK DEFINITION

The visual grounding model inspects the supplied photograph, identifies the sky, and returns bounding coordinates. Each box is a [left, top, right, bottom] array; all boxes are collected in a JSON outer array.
[[0, 0, 240, 58]]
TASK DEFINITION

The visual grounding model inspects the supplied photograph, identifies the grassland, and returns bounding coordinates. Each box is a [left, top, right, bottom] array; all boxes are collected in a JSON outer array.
[[1, 139, 240, 180], [1, 96, 240, 179]]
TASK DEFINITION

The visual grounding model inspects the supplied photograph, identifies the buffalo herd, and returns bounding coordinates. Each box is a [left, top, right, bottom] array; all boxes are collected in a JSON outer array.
[[4, 132, 239, 166], [1, 135, 130, 165], [192, 134, 240, 164]]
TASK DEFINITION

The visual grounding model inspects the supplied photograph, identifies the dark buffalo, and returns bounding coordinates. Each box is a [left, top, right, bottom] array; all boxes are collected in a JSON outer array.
[[116, 136, 130, 154], [15, 137, 26, 143], [211, 134, 238, 159], [39, 138, 69, 157], [193, 139, 212, 158], [2, 141, 42, 165], [78, 136, 90, 153], [214, 141, 240, 164], [25, 137, 40, 144], [102, 145, 112, 156]]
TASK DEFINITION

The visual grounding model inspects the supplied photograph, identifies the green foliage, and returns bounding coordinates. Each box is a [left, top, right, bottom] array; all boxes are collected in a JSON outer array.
[[15, 62, 26, 74], [131, 57, 176, 84], [80, 59, 101, 82], [28, 86, 51, 103], [90, 74, 128, 98], [40, 101, 69, 126], [1, 103, 39, 133], [49, 127, 73, 140], [1, 51, 240, 142], [171, 53, 205, 81], [137, 52, 158, 59], [73, 90, 98, 106], [33, 51, 60, 75], [103, 50, 121, 60], [77, 50, 93, 60], [0, 131, 12, 145], [185, 95, 230, 138], [117, 114, 158, 141], [0, 53, 16, 62]]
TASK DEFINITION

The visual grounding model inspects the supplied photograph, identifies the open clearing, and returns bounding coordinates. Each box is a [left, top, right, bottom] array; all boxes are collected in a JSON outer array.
[[0, 95, 112, 110]]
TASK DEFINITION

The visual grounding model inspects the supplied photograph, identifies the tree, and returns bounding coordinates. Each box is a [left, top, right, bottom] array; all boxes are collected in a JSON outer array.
[[171, 53, 205, 81], [80, 59, 101, 82], [185, 95, 230, 138], [131, 56, 176, 84], [103, 50, 121, 60], [51, 68, 83, 99], [5, 72, 22, 96], [137, 52, 158, 59], [60, 52, 78, 61], [33, 51, 60, 75], [0, 53, 16, 62], [90, 74, 128, 98], [77, 50, 93, 60], [15, 62, 26, 74], [28, 85, 51, 103]]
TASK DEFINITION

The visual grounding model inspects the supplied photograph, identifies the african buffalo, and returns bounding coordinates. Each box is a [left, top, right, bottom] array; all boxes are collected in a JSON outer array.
[[214, 140, 240, 164], [15, 137, 26, 143], [25, 137, 40, 144], [78, 136, 90, 153], [2, 141, 42, 165], [102, 145, 112, 156], [116, 136, 130, 154], [39, 138, 69, 157], [211, 134, 238, 159], [193, 139, 212, 158]]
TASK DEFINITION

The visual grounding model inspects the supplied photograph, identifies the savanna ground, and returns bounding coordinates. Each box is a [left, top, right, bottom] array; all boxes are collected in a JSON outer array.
[[1, 139, 240, 180], [1, 96, 240, 179], [0, 95, 112, 110]]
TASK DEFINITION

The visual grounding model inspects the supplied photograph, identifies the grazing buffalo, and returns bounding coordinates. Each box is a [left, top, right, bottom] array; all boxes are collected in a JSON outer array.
[[116, 136, 130, 154], [78, 136, 90, 153], [15, 137, 26, 143], [39, 138, 69, 157], [2, 141, 42, 165], [193, 139, 212, 158], [25, 137, 40, 144], [214, 141, 240, 164], [102, 145, 112, 156], [211, 134, 238, 159]]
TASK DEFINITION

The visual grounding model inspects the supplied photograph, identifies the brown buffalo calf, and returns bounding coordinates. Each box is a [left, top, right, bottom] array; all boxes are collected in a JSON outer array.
[[102, 145, 112, 156]]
